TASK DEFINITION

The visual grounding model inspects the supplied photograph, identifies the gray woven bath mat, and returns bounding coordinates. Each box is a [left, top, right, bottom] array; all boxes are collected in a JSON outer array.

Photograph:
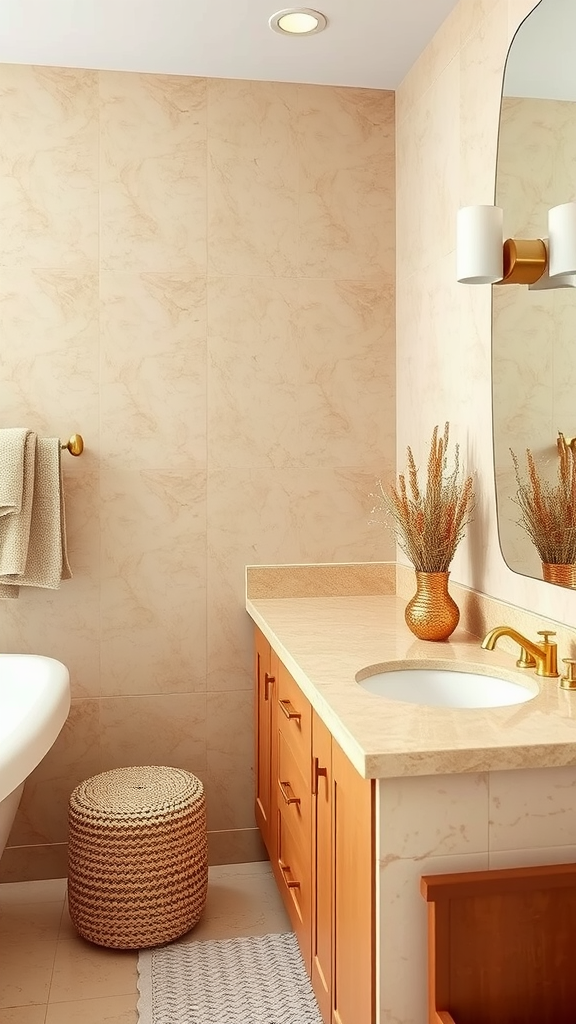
[[137, 931, 323, 1024]]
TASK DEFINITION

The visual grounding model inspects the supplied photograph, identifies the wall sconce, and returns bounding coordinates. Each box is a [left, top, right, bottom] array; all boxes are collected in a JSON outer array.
[[456, 202, 576, 287]]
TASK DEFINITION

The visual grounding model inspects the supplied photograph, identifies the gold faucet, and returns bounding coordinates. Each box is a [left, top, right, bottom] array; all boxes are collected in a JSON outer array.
[[481, 626, 559, 678]]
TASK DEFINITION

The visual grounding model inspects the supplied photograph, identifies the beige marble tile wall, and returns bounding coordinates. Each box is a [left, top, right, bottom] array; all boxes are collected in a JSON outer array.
[[0, 68, 395, 880], [493, 96, 576, 578], [395, 0, 576, 629]]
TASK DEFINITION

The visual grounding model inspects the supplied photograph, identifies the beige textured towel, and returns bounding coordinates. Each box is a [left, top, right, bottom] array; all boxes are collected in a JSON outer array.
[[0, 428, 37, 573], [0, 436, 72, 597]]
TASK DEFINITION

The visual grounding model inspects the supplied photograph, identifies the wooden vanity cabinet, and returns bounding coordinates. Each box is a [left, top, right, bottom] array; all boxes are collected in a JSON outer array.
[[254, 627, 375, 1024], [254, 627, 278, 859]]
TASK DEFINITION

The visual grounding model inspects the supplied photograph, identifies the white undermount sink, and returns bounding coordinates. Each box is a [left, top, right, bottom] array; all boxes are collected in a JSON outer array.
[[356, 667, 538, 709]]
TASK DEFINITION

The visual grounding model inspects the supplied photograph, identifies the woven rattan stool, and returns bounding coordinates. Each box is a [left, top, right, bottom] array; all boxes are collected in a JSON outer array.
[[68, 765, 208, 949]]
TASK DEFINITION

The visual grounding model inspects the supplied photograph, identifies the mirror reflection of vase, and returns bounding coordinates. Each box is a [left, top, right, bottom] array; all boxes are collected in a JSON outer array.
[[542, 563, 576, 588], [492, 0, 576, 589]]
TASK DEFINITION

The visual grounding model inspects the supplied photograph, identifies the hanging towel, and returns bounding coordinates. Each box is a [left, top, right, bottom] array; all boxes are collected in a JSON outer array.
[[0, 428, 37, 576], [0, 436, 72, 597]]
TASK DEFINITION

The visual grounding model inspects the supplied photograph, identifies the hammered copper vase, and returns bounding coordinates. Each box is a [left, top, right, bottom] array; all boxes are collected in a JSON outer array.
[[405, 571, 460, 641], [542, 562, 576, 589]]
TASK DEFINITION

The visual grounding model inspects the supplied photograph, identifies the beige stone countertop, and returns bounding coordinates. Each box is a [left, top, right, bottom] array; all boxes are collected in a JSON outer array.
[[246, 594, 576, 779]]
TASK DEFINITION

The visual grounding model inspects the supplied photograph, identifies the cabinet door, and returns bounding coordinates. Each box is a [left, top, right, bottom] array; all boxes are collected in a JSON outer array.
[[311, 712, 332, 1024], [332, 740, 375, 1024], [254, 627, 276, 856]]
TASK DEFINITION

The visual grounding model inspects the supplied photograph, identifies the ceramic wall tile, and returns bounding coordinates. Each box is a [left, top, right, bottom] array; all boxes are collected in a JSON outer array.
[[0, 64, 395, 876], [378, 773, 489, 859], [206, 275, 301, 469], [297, 86, 395, 280], [99, 693, 208, 775], [207, 79, 299, 277], [398, 62, 461, 280], [0, 270, 99, 442], [296, 279, 395, 468], [489, 844, 576, 870], [379, 852, 489, 1024], [100, 468, 206, 696], [8, 699, 101, 848], [206, 690, 254, 775], [459, 2, 509, 205], [0, 65, 98, 271], [100, 271, 207, 470], [203, 765, 256, 833], [489, 765, 576, 851], [100, 72, 206, 272], [396, 5, 461, 127]]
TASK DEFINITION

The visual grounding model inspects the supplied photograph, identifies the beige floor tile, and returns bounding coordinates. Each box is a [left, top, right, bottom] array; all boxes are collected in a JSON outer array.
[[0, 879, 66, 906], [45, 993, 136, 1024], [0, 1007, 47, 1024], [56, 901, 77, 941], [178, 861, 291, 942], [0, 938, 57, 1008], [0, 902, 64, 943], [49, 938, 137, 1003]]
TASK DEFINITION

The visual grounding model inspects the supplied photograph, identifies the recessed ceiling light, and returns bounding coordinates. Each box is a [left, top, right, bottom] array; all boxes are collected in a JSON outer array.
[[269, 8, 328, 36]]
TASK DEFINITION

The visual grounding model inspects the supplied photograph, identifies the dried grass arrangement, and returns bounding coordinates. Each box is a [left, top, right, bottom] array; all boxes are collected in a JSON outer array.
[[511, 433, 576, 565], [372, 423, 475, 573]]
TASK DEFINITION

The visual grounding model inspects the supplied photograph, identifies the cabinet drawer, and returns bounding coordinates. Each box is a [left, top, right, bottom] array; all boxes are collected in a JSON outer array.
[[277, 661, 311, 779], [276, 803, 311, 971], [277, 729, 311, 844]]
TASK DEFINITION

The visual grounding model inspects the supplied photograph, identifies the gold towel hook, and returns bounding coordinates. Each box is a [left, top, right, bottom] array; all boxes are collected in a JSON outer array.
[[61, 434, 84, 457]]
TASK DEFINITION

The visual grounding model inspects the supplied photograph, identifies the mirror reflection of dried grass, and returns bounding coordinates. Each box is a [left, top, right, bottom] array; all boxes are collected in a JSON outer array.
[[372, 423, 475, 573], [511, 434, 576, 565]]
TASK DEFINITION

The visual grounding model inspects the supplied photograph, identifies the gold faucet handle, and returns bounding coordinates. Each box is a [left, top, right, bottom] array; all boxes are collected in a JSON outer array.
[[537, 630, 557, 644], [560, 659, 576, 691], [516, 647, 537, 669]]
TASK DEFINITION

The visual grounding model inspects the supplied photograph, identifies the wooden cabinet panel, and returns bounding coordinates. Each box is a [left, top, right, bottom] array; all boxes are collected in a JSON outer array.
[[277, 660, 311, 777], [312, 712, 332, 1024], [253, 627, 375, 1024], [332, 740, 375, 1024], [276, 803, 312, 971], [277, 729, 311, 835], [254, 628, 277, 858]]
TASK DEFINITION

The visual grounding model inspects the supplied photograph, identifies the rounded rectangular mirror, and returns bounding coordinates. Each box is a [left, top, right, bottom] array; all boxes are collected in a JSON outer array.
[[493, 0, 576, 589]]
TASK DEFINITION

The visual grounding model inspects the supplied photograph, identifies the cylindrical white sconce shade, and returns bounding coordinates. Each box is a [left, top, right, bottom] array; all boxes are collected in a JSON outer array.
[[456, 205, 503, 284], [548, 202, 576, 277]]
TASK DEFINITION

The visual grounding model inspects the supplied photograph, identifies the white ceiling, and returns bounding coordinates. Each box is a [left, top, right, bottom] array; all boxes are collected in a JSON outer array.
[[0, 0, 460, 90]]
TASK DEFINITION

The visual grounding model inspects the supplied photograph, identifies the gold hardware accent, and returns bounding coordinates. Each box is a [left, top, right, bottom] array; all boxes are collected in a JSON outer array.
[[560, 659, 576, 691], [278, 779, 300, 806], [313, 758, 328, 796], [264, 671, 275, 701], [278, 859, 300, 889], [279, 699, 301, 722], [501, 238, 547, 285], [61, 433, 84, 456], [481, 625, 559, 677]]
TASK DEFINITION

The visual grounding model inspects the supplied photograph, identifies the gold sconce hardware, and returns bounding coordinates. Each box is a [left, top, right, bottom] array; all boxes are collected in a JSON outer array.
[[502, 238, 547, 285], [560, 659, 576, 691], [279, 699, 302, 722], [61, 434, 84, 456], [264, 671, 275, 701], [481, 625, 559, 678], [457, 203, 576, 288], [278, 779, 300, 806]]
